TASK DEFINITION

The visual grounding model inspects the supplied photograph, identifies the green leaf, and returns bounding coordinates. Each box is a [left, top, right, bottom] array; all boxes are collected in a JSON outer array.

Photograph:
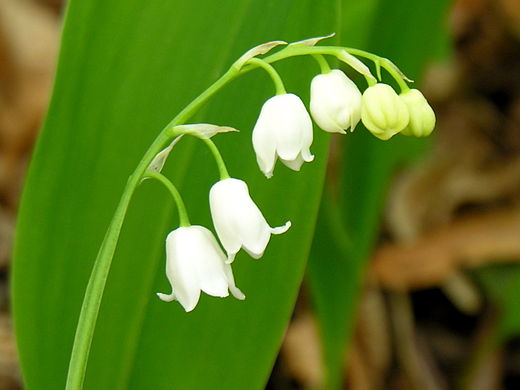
[[12, 1, 338, 389], [307, 1, 452, 388], [475, 265, 520, 340]]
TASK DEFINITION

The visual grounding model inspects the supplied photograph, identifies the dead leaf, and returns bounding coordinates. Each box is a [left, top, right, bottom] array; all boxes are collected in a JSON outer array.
[[373, 206, 520, 289]]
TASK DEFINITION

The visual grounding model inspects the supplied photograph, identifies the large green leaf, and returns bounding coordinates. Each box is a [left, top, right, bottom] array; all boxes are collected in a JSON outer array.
[[12, 1, 339, 389], [307, 1, 452, 388]]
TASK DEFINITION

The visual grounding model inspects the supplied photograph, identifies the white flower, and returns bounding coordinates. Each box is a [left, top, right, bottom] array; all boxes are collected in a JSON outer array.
[[209, 178, 291, 263], [252, 93, 314, 178], [157, 225, 245, 312], [310, 69, 362, 134], [361, 83, 409, 140]]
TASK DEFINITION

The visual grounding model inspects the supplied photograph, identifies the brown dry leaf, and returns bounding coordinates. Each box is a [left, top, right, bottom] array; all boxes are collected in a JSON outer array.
[[0, 0, 59, 207], [0, 313, 20, 389], [281, 311, 323, 389], [497, 0, 520, 38], [386, 99, 509, 242], [347, 282, 391, 390], [373, 206, 520, 290], [0, 208, 13, 269], [389, 292, 447, 390]]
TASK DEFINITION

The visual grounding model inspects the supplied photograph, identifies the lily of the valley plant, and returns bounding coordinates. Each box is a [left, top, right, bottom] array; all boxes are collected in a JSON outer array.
[[65, 34, 436, 390]]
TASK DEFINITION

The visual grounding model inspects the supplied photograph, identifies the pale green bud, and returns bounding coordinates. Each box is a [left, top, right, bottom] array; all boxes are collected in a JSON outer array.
[[399, 89, 436, 137], [361, 83, 409, 140]]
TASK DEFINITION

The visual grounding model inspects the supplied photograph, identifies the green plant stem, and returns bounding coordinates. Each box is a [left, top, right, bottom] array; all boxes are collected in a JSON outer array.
[[246, 57, 286, 95], [65, 131, 171, 390], [65, 66, 242, 390], [202, 138, 230, 180], [144, 170, 190, 227], [312, 54, 331, 74], [251, 45, 410, 92], [343, 49, 410, 91], [66, 42, 410, 390]]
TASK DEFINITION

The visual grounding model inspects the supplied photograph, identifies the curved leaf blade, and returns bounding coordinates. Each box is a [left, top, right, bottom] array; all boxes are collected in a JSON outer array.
[[12, 1, 337, 389]]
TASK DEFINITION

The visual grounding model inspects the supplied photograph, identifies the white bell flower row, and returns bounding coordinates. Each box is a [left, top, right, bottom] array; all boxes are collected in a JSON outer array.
[[252, 69, 435, 176]]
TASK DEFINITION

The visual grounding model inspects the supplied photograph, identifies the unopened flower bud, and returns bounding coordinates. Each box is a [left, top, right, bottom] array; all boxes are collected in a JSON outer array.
[[361, 83, 409, 140], [310, 69, 362, 134], [399, 89, 436, 137]]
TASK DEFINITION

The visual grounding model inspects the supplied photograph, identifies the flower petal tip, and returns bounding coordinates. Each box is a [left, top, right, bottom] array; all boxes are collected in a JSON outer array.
[[231, 287, 246, 300], [214, 290, 230, 298], [157, 292, 176, 302], [225, 253, 237, 264], [247, 249, 265, 259], [182, 304, 197, 313], [271, 221, 291, 235], [304, 154, 315, 163]]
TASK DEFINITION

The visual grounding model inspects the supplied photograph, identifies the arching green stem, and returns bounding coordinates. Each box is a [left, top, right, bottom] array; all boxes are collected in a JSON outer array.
[[65, 130, 172, 390], [144, 170, 190, 227], [246, 57, 286, 95], [248, 45, 411, 92], [65, 66, 243, 390], [312, 54, 331, 74], [202, 138, 230, 180], [341, 49, 410, 92]]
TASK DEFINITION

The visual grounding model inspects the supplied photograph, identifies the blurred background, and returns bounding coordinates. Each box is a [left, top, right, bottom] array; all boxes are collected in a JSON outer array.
[[2, 0, 520, 389]]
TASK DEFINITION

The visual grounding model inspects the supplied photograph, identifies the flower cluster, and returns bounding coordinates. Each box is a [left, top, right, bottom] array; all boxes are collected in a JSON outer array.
[[156, 177, 290, 312], [152, 36, 436, 311], [253, 70, 435, 177]]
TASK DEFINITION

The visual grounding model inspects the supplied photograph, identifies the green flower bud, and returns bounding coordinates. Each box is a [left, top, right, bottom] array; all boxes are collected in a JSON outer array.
[[361, 84, 409, 140], [399, 89, 436, 137]]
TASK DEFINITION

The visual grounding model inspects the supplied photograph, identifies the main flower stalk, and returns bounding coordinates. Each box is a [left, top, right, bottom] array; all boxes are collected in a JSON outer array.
[[65, 66, 243, 390], [65, 36, 426, 390]]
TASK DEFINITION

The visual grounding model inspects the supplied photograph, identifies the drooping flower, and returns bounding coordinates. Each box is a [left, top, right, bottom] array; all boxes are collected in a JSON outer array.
[[399, 89, 436, 137], [252, 93, 314, 178], [361, 83, 409, 140], [209, 178, 291, 263], [310, 69, 362, 133], [157, 225, 245, 312]]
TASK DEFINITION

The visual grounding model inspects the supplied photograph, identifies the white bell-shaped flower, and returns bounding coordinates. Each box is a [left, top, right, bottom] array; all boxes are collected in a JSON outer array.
[[252, 93, 314, 178], [209, 178, 291, 263], [310, 69, 362, 134], [157, 225, 245, 312]]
